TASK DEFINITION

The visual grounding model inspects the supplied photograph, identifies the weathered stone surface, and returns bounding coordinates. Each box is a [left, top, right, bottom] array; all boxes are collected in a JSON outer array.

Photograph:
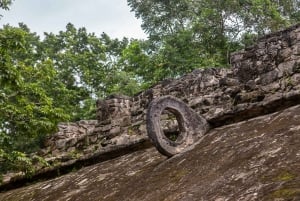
[[1, 104, 299, 201]]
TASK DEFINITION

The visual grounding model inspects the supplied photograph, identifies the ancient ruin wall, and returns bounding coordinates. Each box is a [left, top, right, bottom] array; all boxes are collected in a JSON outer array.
[[41, 24, 300, 163]]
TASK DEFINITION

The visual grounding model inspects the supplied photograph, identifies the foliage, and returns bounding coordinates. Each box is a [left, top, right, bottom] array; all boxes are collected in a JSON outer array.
[[0, 150, 49, 179], [0, 0, 13, 11], [127, 0, 300, 79], [0, 25, 68, 178], [0, 0, 13, 19], [40, 24, 105, 120], [120, 39, 154, 84], [128, 0, 300, 39], [40, 24, 145, 120]]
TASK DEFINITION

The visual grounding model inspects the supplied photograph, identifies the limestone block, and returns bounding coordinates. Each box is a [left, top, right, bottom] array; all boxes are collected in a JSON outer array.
[[55, 139, 68, 150], [100, 124, 112, 132], [138, 124, 147, 134], [230, 51, 244, 63], [277, 60, 296, 78], [120, 116, 131, 127], [51, 149, 60, 157], [66, 138, 77, 147], [267, 43, 281, 57], [97, 119, 111, 126], [88, 135, 98, 143], [111, 119, 121, 127], [109, 126, 121, 136], [255, 48, 265, 57], [67, 146, 76, 153], [279, 48, 292, 60], [111, 135, 131, 145], [292, 43, 300, 55], [256, 70, 279, 85]]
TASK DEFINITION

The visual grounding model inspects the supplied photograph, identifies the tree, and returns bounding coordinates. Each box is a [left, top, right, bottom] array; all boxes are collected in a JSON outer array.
[[128, 0, 300, 40], [41, 24, 105, 120], [125, 0, 233, 81], [0, 2, 145, 179], [120, 39, 152, 83], [0, 25, 69, 178], [0, 0, 13, 18], [0, 0, 13, 10], [40, 24, 141, 120], [127, 0, 300, 78]]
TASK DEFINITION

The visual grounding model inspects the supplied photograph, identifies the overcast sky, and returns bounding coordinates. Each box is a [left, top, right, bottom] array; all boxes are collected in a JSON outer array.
[[0, 0, 147, 39]]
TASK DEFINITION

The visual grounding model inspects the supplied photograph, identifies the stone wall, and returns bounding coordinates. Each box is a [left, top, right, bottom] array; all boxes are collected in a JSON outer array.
[[40, 24, 300, 166]]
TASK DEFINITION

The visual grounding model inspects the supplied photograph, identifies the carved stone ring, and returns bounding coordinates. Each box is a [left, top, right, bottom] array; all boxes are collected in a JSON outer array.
[[146, 96, 210, 157]]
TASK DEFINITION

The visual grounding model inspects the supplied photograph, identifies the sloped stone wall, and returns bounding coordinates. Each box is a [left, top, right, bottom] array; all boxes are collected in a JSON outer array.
[[40, 24, 300, 165]]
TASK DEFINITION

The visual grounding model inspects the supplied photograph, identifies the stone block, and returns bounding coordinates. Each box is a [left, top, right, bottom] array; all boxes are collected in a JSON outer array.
[[257, 70, 278, 86], [111, 119, 121, 127], [291, 73, 300, 83], [51, 149, 60, 157], [120, 116, 131, 127], [277, 60, 296, 78], [139, 124, 147, 134], [110, 126, 121, 136], [292, 43, 300, 55], [56, 139, 68, 150], [279, 48, 292, 60], [88, 135, 98, 143], [97, 119, 111, 126], [100, 124, 112, 132]]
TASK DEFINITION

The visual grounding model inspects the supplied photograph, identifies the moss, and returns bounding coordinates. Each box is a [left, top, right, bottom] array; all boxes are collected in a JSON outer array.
[[261, 170, 297, 183], [170, 169, 189, 183], [127, 125, 139, 135], [269, 188, 300, 199], [164, 130, 180, 141], [94, 145, 99, 151], [265, 171, 300, 199], [127, 127, 135, 135], [285, 76, 294, 87], [68, 150, 81, 159], [167, 114, 177, 121], [274, 171, 296, 182]]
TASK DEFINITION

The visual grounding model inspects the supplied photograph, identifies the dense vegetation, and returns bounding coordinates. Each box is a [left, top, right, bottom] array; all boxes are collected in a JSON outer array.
[[0, 0, 300, 180]]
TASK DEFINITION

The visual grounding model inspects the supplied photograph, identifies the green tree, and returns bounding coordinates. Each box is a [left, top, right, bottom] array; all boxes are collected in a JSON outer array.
[[120, 39, 153, 83], [0, 25, 69, 178], [41, 24, 145, 119], [127, 0, 300, 79], [41, 24, 105, 120], [43, 25, 120, 118], [0, 0, 13, 12]]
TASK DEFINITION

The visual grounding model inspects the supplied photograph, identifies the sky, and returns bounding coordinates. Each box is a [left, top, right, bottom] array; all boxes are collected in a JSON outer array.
[[0, 0, 147, 39]]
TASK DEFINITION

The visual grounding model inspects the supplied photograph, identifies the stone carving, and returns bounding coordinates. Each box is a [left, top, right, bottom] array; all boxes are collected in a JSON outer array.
[[146, 96, 210, 156]]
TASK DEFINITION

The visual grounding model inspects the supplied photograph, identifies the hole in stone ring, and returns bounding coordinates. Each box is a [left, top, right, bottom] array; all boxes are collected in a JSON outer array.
[[160, 107, 185, 143]]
